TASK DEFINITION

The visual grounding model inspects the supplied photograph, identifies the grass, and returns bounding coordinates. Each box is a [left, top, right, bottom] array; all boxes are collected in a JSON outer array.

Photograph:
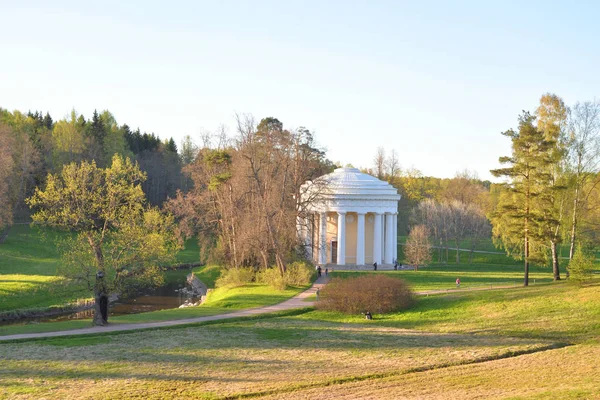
[[257, 342, 600, 399], [0, 225, 88, 313], [2, 274, 600, 398], [332, 262, 555, 292], [0, 225, 204, 315], [0, 316, 554, 399], [4, 226, 600, 398], [0, 280, 309, 336], [299, 279, 600, 343]]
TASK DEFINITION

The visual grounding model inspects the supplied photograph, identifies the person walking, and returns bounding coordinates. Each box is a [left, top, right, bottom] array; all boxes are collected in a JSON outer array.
[[456, 278, 461, 288], [325, 267, 328, 276], [373, 262, 377, 271], [317, 266, 322, 277]]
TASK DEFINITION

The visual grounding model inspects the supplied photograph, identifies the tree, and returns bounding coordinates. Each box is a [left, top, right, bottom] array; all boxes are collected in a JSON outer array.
[[404, 224, 432, 271], [490, 112, 558, 286], [535, 93, 568, 280], [374, 147, 386, 180], [566, 100, 600, 264], [385, 149, 401, 187], [180, 135, 198, 165], [27, 155, 180, 325], [0, 124, 15, 240], [168, 115, 332, 275]]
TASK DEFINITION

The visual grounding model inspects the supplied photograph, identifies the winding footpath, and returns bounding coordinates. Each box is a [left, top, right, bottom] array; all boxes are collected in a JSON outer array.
[[0, 276, 331, 342]]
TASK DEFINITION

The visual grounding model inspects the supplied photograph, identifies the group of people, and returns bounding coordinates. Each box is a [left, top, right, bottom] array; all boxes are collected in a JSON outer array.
[[316, 265, 328, 277], [372, 261, 400, 270]]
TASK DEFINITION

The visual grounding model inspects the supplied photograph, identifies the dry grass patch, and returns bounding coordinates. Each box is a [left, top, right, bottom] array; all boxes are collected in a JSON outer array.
[[259, 342, 600, 400], [0, 317, 553, 399]]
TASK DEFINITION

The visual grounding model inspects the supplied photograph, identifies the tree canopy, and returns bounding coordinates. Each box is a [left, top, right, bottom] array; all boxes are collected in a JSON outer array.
[[27, 154, 181, 325]]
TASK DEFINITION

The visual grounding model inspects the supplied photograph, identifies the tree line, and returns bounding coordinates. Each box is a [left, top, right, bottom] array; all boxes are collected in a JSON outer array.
[[0, 108, 184, 241], [370, 94, 600, 284]]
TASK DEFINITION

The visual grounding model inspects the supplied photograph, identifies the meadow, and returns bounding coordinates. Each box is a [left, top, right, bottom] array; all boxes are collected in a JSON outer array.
[[2, 226, 600, 399], [1, 280, 600, 399]]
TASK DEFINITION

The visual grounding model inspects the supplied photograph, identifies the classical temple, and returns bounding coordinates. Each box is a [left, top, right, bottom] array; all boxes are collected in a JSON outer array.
[[299, 167, 401, 268]]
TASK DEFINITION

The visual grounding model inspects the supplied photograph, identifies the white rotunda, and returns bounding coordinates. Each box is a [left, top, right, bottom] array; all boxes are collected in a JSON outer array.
[[299, 167, 401, 267]]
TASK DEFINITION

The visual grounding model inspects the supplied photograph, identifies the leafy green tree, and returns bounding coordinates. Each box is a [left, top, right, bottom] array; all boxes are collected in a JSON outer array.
[[535, 93, 568, 280], [490, 112, 558, 286], [27, 155, 181, 325]]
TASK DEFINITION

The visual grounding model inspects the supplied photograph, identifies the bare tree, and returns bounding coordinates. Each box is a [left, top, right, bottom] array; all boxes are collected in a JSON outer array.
[[566, 100, 600, 261], [168, 115, 332, 275], [404, 224, 432, 271], [386, 149, 401, 187], [373, 147, 386, 180]]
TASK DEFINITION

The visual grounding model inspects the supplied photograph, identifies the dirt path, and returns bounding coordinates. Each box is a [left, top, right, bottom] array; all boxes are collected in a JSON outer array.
[[0, 276, 331, 342]]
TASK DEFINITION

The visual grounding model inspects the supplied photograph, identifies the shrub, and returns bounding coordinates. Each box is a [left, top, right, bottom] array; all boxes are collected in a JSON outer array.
[[256, 261, 314, 290], [568, 245, 595, 285], [285, 261, 314, 286], [317, 275, 414, 314], [215, 267, 255, 288], [257, 267, 286, 290]]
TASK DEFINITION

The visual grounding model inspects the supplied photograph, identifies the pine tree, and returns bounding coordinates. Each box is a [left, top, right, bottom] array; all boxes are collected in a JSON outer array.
[[490, 112, 559, 286]]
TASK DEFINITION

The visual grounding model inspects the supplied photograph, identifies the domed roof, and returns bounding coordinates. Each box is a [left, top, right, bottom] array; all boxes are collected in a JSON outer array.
[[301, 168, 400, 214], [321, 167, 399, 196]]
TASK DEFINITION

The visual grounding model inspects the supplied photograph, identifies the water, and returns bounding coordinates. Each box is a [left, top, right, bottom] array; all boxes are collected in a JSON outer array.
[[1, 277, 202, 326]]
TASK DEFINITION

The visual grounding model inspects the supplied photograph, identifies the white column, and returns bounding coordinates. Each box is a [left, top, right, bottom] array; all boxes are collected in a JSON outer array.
[[319, 212, 327, 265], [384, 213, 394, 264], [381, 214, 385, 261], [337, 212, 346, 265], [373, 213, 382, 265], [356, 212, 365, 265], [393, 213, 398, 262], [307, 215, 313, 261]]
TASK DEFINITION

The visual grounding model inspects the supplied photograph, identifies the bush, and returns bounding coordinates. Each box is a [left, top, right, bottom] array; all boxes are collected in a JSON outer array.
[[317, 275, 414, 314], [568, 245, 595, 285], [256, 261, 314, 290], [257, 268, 286, 290], [285, 261, 314, 286], [215, 267, 255, 288]]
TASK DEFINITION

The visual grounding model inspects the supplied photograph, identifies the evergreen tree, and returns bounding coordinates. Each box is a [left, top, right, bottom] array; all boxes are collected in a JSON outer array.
[[490, 112, 559, 286], [43, 112, 53, 130], [166, 137, 177, 153]]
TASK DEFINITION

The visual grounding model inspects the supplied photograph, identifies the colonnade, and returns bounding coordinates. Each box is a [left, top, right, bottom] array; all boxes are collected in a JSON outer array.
[[309, 211, 398, 266]]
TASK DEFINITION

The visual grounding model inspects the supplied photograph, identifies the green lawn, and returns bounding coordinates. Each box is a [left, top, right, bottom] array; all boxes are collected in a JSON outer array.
[[2, 272, 600, 398], [0, 225, 88, 313], [0, 225, 204, 315], [0, 279, 309, 336], [306, 279, 600, 343], [332, 263, 555, 291]]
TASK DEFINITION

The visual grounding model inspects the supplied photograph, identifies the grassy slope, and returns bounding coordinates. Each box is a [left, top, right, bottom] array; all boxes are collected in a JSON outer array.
[[0, 225, 201, 314], [0, 317, 553, 399], [0, 264, 308, 336], [2, 280, 600, 398], [0, 225, 89, 312], [332, 263, 555, 291]]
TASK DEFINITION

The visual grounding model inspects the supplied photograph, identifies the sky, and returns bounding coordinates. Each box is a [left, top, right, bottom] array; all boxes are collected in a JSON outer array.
[[1, 0, 599, 181]]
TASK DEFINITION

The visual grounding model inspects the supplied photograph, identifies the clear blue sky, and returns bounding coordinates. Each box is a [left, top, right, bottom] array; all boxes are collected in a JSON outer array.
[[2, 1, 599, 180]]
